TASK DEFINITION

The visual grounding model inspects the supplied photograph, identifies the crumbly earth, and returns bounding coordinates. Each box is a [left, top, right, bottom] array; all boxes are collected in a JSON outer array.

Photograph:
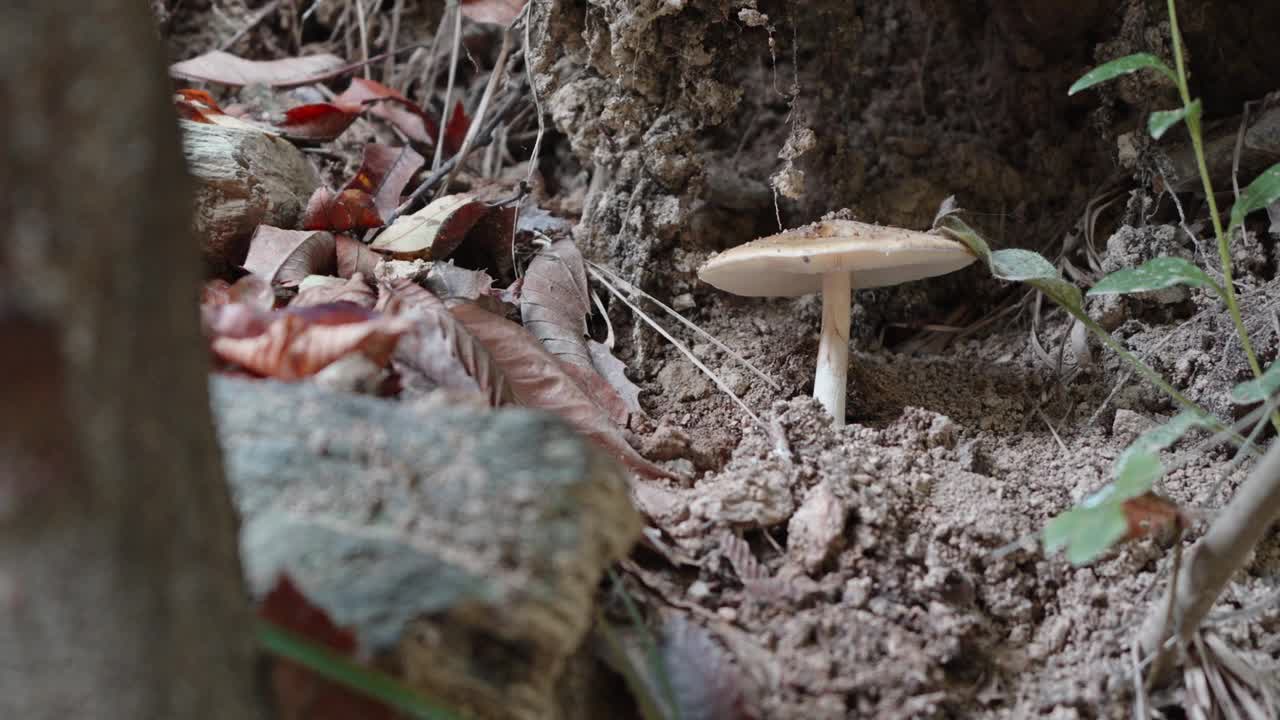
[[160, 0, 1280, 717]]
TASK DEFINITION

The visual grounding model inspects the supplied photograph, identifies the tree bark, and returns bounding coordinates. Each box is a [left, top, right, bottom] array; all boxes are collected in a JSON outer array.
[[0, 2, 260, 718]]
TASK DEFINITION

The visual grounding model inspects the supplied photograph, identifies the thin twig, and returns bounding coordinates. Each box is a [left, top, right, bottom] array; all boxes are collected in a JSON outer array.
[[436, 23, 515, 197], [433, 0, 463, 172], [218, 0, 281, 51], [383, 0, 404, 83], [354, 0, 372, 79]]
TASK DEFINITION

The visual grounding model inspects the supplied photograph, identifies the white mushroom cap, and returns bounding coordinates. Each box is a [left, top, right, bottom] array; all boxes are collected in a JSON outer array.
[[697, 219, 976, 297]]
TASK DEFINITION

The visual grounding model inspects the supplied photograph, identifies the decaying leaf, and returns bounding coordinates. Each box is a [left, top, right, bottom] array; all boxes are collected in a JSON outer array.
[[559, 359, 634, 427], [344, 144, 425, 222], [460, 0, 527, 26], [293, 274, 377, 309], [1121, 491, 1185, 542], [336, 235, 380, 279], [258, 575, 397, 720], [520, 238, 591, 367], [382, 280, 513, 405], [455, 203, 517, 282], [448, 301, 675, 479], [175, 88, 274, 133], [369, 193, 491, 260], [211, 303, 412, 380], [588, 340, 644, 417], [277, 102, 360, 142], [243, 227, 337, 287], [171, 51, 346, 87], [423, 261, 494, 304], [303, 188, 383, 232], [335, 78, 438, 145]]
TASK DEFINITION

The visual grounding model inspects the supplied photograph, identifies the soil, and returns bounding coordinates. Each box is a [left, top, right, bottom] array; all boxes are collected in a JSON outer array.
[[161, 1, 1280, 718]]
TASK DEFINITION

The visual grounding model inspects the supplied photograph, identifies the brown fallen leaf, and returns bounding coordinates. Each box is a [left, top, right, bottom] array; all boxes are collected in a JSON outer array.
[[423, 261, 495, 304], [243, 227, 337, 287], [170, 51, 347, 87], [335, 78, 438, 145], [292, 274, 377, 309], [559, 359, 633, 428], [336, 235, 380, 279], [381, 280, 513, 405], [520, 238, 591, 368], [302, 188, 383, 232], [277, 102, 361, 142], [1121, 491, 1186, 542], [460, 0, 527, 26], [369, 193, 491, 260], [344, 144, 425, 222], [228, 273, 276, 311], [175, 88, 275, 133], [448, 301, 676, 479], [588, 340, 644, 418], [211, 303, 411, 380]]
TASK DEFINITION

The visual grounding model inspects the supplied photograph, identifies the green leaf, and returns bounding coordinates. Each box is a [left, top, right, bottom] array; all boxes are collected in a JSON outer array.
[[1147, 100, 1201, 140], [256, 620, 462, 720], [938, 217, 1083, 312], [989, 249, 1058, 282], [1229, 163, 1280, 229], [1068, 53, 1176, 95], [1087, 256, 1218, 297], [1042, 503, 1130, 566], [1232, 362, 1280, 403], [1111, 410, 1211, 495]]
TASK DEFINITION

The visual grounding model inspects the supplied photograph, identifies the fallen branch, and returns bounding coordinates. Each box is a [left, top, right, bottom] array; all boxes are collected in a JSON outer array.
[[1140, 437, 1280, 685]]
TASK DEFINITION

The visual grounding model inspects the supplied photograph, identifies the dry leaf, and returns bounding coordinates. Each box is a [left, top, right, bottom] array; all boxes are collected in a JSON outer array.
[[344, 144, 425, 222], [659, 615, 753, 720], [335, 78, 438, 145], [203, 278, 233, 306], [243, 227, 337, 287], [170, 51, 346, 87], [423, 261, 494, 304], [559, 359, 633, 427], [293, 274, 377, 309], [588, 340, 644, 417], [369, 193, 491, 260], [448, 301, 675, 479], [174, 88, 275, 133], [460, 0, 527, 26], [211, 304, 411, 379], [382, 281, 512, 405], [520, 238, 591, 367], [277, 102, 360, 141], [303, 188, 383, 232], [336, 235, 380, 279], [258, 575, 397, 720], [1121, 492, 1185, 542], [229, 273, 276, 311]]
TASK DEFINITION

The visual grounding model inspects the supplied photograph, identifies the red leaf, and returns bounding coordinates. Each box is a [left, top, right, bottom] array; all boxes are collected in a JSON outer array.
[[278, 103, 360, 142], [174, 88, 274, 132], [210, 304, 412, 379], [369, 193, 492, 260], [336, 78, 439, 145], [448, 301, 676, 479], [258, 575, 396, 720], [1121, 492, 1185, 542], [243, 227, 337, 287], [170, 51, 346, 87], [343, 144, 425, 222], [443, 100, 470, 156], [303, 188, 383, 232], [460, 0, 527, 26], [336, 235, 381, 279]]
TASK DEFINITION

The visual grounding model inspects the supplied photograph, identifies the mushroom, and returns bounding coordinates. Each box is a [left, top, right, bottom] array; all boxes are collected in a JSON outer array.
[[697, 219, 975, 426]]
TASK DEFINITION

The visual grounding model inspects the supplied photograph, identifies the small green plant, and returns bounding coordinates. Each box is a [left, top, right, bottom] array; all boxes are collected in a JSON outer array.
[[939, 0, 1280, 566]]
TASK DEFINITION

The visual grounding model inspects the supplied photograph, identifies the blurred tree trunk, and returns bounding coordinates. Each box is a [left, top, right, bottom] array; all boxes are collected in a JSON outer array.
[[0, 2, 260, 718]]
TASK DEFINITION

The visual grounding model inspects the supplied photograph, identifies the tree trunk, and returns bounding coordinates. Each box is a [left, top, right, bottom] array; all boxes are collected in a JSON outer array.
[[0, 2, 260, 718]]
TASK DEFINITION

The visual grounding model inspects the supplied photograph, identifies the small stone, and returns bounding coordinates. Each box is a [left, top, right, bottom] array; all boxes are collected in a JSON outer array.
[[656, 361, 710, 401], [672, 292, 695, 311], [787, 481, 847, 574], [1112, 408, 1155, 445]]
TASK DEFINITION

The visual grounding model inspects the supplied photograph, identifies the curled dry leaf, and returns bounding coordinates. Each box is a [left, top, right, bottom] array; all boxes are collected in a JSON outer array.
[[175, 88, 275, 133], [277, 102, 360, 142], [520, 238, 591, 367], [303, 188, 383, 232], [243, 227, 337, 287], [170, 51, 346, 87], [369, 193, 491, 260], [588, 340, 644, 418], [460, 0, 527, 26], [336, 235, 380, 279], [424, 261, 495, 304], [335, 78, 438, 145], [258, 575, 397, 720], [454, 202, 518, 283], [382, 280, 513, 405], [448, 301, 676, 479], [344, 144, 425, 222], [292, 274, 377, 309], [211, 303, 412, 380]]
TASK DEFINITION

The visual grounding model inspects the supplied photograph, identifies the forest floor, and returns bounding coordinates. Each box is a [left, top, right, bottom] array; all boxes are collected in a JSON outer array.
[[160, 1, 1280, 718]]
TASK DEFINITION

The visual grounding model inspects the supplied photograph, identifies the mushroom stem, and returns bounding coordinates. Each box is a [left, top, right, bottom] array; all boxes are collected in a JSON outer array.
[[813, 271, 851, 426]]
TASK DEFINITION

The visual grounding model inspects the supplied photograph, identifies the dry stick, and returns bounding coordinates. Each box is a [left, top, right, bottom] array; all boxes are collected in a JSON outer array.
[[521, 4, 546, 187], [383, 0, 404, 84], [354, 0, 372, 79], [1140, 437, 1280, 687], [433, 0, 463, 172], [388, 92, 521, 222], [435, 25, 514, 198], [218, 0, 281, 51], [414, 7, 450, 96]]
